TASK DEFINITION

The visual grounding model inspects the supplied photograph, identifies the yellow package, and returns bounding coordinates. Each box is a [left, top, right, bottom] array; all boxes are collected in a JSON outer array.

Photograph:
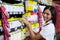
[[12, 3, 24, 6], [23, 27, 27, 33], [8, 17, 15, 22], [28, 1, 37, 5], [0, 20, 2, 26], [26, 6, 33, 11]]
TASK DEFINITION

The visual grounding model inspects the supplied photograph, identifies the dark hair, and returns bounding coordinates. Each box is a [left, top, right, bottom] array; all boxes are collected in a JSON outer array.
[[43, 6, 56, 25]]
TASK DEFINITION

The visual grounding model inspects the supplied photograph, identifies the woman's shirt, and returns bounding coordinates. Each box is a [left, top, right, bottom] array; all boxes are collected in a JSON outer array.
[[25, 20, 55, 40], [40, 20, 55, 40]]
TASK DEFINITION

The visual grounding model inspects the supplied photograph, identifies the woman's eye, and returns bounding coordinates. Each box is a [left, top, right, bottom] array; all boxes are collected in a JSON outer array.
[[43, 12, 49, 15], [47, 13, 49, 15]]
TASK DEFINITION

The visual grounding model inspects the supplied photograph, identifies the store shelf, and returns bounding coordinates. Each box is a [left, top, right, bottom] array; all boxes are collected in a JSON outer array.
[[2, 0, 23, 4]]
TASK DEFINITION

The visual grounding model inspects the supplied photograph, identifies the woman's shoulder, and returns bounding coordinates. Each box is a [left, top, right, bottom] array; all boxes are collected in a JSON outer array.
[[46, 20, 54, 27], [44, 20, 55, 29]]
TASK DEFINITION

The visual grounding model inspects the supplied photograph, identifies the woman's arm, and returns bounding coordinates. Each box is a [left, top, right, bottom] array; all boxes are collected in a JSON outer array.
[[22, 17, 42, 40], [28, 25, 42, 40]]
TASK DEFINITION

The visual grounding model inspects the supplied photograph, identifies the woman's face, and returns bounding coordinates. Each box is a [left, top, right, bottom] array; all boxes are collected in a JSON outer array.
[[43, 9, 52, 23]]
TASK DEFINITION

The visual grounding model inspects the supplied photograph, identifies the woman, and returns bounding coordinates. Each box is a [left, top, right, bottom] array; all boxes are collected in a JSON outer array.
[[22, 6, 56, 40]]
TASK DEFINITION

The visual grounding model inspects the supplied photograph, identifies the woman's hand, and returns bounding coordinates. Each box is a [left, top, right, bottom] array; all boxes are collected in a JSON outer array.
[[22, 16, 31, 27], [21, 16, 42, 40]]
